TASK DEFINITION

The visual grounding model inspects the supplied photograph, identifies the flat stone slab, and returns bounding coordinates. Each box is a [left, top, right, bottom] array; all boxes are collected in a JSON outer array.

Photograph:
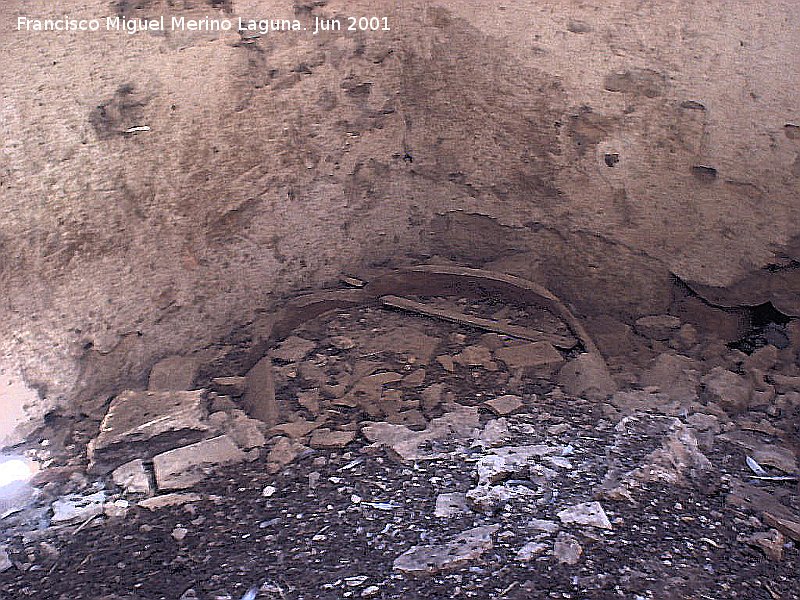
[[243, 356, 279, 426], [266, 437, 309, 475], [148, 355, 200, 391], [393, 525, 500, 575], [153, 435, 247, 491], [137, 493, 202, 511], [111, 459, 153, 495], [51, 491, 106, 524], [362, 406, 480, 462], [483, 395, 524, 416], [493, 342, 564, 371], [210, 376, 247, 397], [270, 336, 316, 362], [88, 390, 210, 474], [434, 493, 470, 518], [309, 428, 356, 449], [557, 501, 613, 530]]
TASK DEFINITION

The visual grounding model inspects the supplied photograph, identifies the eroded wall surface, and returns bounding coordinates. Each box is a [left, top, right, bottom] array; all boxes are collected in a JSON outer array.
[[1, 0, 798, 444]]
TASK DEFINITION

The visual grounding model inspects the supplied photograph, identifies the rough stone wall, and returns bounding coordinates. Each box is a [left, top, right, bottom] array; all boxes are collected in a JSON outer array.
[[1, 0, 798, 445]]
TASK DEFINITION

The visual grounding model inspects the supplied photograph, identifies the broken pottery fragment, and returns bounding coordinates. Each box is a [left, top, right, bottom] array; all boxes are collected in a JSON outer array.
[[393, 525, 500, 574], [153, 435, 247, 490], [88, 390, 210, 474]]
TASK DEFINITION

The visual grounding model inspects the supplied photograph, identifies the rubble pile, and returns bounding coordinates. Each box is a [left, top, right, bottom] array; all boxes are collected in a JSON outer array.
[[1, 271, 799, 598]]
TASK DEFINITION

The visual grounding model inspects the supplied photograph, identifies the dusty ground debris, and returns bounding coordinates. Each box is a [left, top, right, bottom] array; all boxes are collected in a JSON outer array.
[[1, 285, 799, 599]]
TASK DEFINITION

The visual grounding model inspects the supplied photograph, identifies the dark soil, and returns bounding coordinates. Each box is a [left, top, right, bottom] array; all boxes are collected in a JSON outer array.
[[2, 301, 799, 600]]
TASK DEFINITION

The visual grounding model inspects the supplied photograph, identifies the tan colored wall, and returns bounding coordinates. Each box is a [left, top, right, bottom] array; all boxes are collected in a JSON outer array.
[[1, 0, 798, 445]]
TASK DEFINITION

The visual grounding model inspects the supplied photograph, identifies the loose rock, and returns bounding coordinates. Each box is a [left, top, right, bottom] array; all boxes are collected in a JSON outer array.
[[434, 492, 470, 518], [309, 429, 356, 450], [51, 491, 106, 524], [87, 390, 210, 474], [148, 355, 201, 391], [746, 530, 785, 561], [153, 435, 247, 490], [270, 336, 317, 362], [112, 459, 153, 495], [362, 406, 480, 462], [639, 353, 700, 402], [557, 501, 613, 530], [466, 484, 517, 514], [553, 534, 583, 565], [701, 367, 752, 414], [393, 525, 500, 575], [493, 342, 564, 373], [483, 395, 524, 416], [0, 547, 11, 573], [266, 437, 309, 475], [557, 353, 617, 400], [454, 345, 497, 371], [634, 315, 682, 340], [243, 356, 280, 426], [210, 377, 247, 397], [516, 541, 549, 561], [137, 493, 202, 510]]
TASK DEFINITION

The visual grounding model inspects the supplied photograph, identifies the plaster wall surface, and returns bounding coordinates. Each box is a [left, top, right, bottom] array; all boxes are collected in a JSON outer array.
[[1, 0, 798, 444]]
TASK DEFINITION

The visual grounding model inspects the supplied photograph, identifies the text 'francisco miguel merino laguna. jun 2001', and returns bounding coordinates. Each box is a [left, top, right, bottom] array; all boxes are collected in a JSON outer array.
[[16, 15, 392, 35]]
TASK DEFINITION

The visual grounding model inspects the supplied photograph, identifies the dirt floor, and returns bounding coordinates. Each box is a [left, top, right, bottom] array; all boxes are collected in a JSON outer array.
[[1, 293, 799, 600]]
